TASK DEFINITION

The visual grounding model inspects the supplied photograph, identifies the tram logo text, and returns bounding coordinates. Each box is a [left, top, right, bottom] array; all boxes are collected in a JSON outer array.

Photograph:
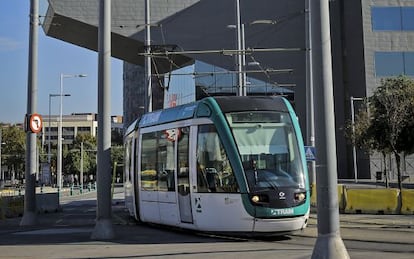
[[270, 208, 294, 216]]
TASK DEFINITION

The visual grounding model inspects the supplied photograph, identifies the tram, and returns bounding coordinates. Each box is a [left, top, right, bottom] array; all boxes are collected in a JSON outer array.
[[124, 96, 310, 235]]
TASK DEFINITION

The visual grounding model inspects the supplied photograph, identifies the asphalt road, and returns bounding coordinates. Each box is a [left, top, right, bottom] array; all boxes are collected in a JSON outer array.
[[0, 189, 413, 259]]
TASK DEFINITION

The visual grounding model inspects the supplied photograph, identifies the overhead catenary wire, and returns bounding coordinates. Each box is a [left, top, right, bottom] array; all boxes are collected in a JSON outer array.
[[139, 47, 307, 57], [152, 68, 293, 77]]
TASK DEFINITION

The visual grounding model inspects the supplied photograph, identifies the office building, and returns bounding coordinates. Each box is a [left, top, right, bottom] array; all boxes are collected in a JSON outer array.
[[41, 113, 123, 146], [42, 0, 414, 180]]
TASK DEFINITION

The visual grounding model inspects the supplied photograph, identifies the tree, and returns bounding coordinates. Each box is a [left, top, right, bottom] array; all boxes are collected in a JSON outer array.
[[111, 129, 123, 146], [111, 145, 124, 182], [63, 134, 97, 183], [370, 76, 414, 190], [346, 75, 414, 191], [1, 125, 26, 179]]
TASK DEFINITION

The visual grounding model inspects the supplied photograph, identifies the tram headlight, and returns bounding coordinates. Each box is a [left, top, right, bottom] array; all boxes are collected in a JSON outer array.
[[251, 195, 260, 203], [294, 192, 306, 202], [250, 194, 269, 204]]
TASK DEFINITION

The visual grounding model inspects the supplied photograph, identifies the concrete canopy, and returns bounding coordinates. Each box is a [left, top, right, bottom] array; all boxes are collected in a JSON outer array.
[[43, 0, 306, 86], [43, 0, 199, 73]]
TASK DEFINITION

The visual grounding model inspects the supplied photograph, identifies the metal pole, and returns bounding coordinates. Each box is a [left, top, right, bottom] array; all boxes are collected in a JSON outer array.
[[80, 141, 84, 190], [20, 0, 39, 226], [49, 93, 70, 185], [91, 0, 114, 240], [350, 96, 363, 183], [57, 74, 63, 192], [48, 94, 52, 165], [58, 76, 84, 192], [235, 0, 243, 96], [350, 96, 358, 183], [311, 0, 349, 258], [241, 24, 247, 96], [305, 0, 316, 189], [145, 0, 152, 112]]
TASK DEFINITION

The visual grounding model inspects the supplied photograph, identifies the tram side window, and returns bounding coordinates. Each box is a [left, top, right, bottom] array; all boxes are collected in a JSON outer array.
[[157, 129, 175, 192], [124, 137, 132, 183], [196, 124, 239, 193], [141, 132, 157, 191], [140, 130, 176, 192]]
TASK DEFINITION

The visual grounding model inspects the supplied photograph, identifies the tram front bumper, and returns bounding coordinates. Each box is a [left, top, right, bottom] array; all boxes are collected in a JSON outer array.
[[253, 215, 308, 234]]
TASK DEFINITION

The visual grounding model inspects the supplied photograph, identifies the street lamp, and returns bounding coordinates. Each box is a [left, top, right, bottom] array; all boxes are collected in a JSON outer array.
[[350, 96, 364, 183], [250, 19, 278, 25], [48, 93, 70, 165], [228, 16, 281, 96], [0, 129, 5, 188], [57, 73, 87, 191], [227, 23, 246, 96]]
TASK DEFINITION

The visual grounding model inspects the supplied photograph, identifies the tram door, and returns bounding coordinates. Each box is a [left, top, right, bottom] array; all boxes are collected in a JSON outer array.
[[177, 126, 193, 223]]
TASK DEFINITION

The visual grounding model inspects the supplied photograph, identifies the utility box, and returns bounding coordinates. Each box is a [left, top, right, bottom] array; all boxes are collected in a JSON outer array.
[[36, 193, 60, 213]]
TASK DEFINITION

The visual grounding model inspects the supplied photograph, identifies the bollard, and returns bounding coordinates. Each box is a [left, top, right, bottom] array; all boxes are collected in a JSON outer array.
[[70, 185, 74, 196], [88, 182, 91, 192]]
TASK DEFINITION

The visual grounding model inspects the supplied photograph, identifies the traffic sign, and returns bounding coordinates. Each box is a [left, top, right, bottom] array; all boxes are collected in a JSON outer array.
[[29, 113, 43, 133], [305, 146, 316, 161]]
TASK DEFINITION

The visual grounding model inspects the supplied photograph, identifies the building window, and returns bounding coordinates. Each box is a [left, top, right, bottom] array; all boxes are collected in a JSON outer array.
[[405, 52, 414, 75], [402, 7, 414, 30], [78, 126, 91, 132], [372, 7, 414, 31], [375, 52, 414, 77], [375, 52, 404, 76]]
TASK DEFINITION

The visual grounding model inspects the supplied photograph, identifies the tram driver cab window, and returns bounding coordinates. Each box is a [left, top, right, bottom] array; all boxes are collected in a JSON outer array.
[[196, 124, 238, 193]]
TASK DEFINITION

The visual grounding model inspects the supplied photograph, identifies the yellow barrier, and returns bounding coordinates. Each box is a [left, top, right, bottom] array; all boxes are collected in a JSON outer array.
[[344, 188, 399, 214], [401, 189, 414, 215], [310, 184, 345, 211]]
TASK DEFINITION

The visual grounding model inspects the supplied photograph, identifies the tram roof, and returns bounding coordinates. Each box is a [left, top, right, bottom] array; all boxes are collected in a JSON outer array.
[[136, 96, 289, 129], [213, 96, 289, 113]]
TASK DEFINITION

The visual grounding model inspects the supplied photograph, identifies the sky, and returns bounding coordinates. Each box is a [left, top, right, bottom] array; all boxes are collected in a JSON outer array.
[[0, 0, 123, 124]]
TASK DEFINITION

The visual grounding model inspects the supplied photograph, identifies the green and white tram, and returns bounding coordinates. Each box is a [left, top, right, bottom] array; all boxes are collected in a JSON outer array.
[[124, 96, 310, 234]]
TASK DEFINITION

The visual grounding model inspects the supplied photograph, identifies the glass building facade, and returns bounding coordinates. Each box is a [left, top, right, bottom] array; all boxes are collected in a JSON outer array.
[[163, 60, 293, 108]]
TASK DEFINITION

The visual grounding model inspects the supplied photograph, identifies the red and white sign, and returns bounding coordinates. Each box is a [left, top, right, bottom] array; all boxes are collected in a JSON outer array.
[[29, 113, 43, 133], [164, 128, 181, 142]]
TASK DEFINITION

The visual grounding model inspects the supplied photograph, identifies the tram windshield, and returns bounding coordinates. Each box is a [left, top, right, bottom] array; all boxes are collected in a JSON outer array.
[[226, 111, 305, 191]]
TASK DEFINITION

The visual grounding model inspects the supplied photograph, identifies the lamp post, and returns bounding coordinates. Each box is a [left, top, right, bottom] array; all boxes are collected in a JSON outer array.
[[234, 0, 243, 96], [48, 94, 70, 166], [350, 96, 364, 183], [145, 0, 152, 112], [57, 74, 86, 191], [0, 129, 4, 188]]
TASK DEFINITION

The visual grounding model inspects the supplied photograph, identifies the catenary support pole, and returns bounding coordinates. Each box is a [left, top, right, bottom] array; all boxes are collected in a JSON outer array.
[[145, 0, 152, 112], [20, 0, 39, 226], [235, 0, 243, 96], [91, 0, 114, 240], [305, 0, 316, 187], [310, 0, 349, 258]]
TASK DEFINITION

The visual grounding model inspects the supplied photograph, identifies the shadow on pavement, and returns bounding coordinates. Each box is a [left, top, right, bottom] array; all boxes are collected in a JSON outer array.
[[0, 197, 273, 247]]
